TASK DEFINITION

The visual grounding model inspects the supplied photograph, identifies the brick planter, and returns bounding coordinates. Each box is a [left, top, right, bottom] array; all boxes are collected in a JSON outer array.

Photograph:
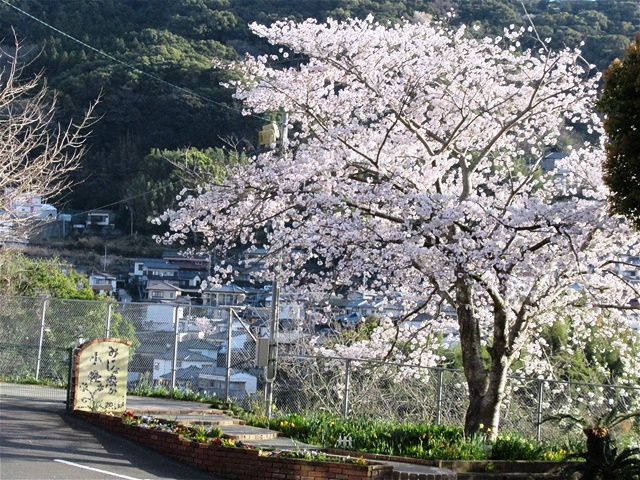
[[327, 448, 572, 480], [74, 411, 393, 480]]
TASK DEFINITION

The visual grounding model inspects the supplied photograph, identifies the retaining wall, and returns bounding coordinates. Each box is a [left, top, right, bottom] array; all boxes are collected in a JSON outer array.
[[73, 411, 393, 480]]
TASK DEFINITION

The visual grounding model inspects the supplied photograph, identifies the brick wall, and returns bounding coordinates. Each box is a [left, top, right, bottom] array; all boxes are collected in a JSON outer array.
[[73, 411, 393, 480]]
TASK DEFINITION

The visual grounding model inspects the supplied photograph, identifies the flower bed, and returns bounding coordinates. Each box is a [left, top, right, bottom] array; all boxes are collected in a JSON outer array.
[[73, 410, 393, 480]]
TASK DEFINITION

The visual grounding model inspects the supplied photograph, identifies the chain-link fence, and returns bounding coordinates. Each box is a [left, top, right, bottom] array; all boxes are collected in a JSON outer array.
[[0, 295, 258, 405], [267, 354, 640, 442], [0, 295, 638, 442]]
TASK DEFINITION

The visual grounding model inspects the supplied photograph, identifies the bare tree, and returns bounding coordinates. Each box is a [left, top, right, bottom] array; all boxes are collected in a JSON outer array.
[[0, 39, 96, 244]]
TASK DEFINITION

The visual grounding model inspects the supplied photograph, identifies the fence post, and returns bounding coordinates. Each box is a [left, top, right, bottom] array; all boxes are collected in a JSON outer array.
[[435, 368, 444, 425], [35, 298, 48, 380], [536, 378, 545, 442], [170, 306, 179, 390], [105, 302, 113, 337], [342, 359, 352, 417], [225, 309, 232, 401], [66, 346, 74, 411]]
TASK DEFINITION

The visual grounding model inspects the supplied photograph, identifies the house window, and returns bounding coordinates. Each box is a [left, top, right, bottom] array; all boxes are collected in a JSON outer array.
[[152, 291, 163, 298], [154, 362, 160, 370]]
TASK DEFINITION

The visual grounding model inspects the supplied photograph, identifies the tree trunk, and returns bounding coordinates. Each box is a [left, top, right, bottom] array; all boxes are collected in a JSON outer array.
[[456, 274, 511, 439]]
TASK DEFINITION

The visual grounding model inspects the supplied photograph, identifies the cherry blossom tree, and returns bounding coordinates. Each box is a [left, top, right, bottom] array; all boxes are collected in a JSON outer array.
[[158, 17, 640, 436]]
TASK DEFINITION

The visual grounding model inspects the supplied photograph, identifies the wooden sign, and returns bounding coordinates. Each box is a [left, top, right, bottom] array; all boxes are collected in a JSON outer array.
[[70, 338, 131, 412]]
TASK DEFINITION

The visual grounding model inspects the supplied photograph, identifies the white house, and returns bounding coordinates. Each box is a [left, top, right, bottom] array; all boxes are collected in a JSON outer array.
[[89, 272, 117, 296], [146, 280, 184, 302], [11, 194, 57, 220]]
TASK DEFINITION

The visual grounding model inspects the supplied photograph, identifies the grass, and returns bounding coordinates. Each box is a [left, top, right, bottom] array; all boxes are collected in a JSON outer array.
[[0, 374, 67, 388], [124, 383, 586, 462], [243, 411, 574, 462]]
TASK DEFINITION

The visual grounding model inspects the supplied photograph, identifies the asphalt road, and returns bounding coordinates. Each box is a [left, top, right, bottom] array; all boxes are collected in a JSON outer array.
[[0, 396, 222, 480]]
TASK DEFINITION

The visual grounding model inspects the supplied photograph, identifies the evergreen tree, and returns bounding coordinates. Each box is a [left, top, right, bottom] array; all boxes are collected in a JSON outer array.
[[599, 33, 640, 228]]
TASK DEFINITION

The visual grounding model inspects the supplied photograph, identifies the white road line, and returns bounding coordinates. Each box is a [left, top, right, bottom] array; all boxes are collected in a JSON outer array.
[[54, 459, 148, 480]]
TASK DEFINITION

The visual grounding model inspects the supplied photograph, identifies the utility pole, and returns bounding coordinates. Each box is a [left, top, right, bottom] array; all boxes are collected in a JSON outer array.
[[264, 112, 288, 420], [265, 274, 280, 420]]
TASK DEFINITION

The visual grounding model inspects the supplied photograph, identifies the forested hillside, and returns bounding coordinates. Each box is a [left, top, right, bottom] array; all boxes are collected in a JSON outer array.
[[1, 0, 639, 235]]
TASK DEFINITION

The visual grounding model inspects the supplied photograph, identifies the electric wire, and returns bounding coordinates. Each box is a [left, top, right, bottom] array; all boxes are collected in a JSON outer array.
[[0, 0, 271, 123]]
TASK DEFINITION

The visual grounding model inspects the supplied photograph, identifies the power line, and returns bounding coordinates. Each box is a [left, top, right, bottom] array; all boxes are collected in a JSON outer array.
[[59, 184, 170, 219], [0, 0, 270, 123]]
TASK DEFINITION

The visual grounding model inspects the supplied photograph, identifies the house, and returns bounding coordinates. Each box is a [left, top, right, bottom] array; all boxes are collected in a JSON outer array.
[[340, 297, 383, 323], [129, 331, 216, 382], [179, 338, 219, 359], [86, 210, 112, 227], [158, 365, 258, 398], [264, 293, 303, 330], [162, 251, 210, 272], [152, 347, 216, 383], [159, 365, 202, 389], [212, 327, 250, 347], [177, 270, 203, 291], [233, 248, 269, 283], [131, 255, 209, 301], [89, 272, 117, 296], [617, 254, 640, 284], [133, 258, 180, 282], [84, 209, 116, 234], [202, 284, 247, 307], [540, 152, 569, 177], [197, 365, 258, 397], [11, 194, 57, 220], [146, 280, 184, 302]]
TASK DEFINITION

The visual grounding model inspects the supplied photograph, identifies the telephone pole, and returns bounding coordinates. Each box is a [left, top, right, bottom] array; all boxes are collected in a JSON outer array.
[[264, 112, 288, 420]]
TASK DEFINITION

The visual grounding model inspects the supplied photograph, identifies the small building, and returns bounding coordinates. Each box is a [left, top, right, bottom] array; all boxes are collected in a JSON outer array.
[[202, 284, 247, 307], [11, 194, 57, 220], [197, 366, 258, 397], [87, 210, 110, 226], [133, 258, 179, 281], [153, 348, 216, 383], [146, 280, 183, 302], [89, 272, 117, 296], [540, 152, 569, 176], [159, 365, 202, 390], [162, 252, 210, 271]]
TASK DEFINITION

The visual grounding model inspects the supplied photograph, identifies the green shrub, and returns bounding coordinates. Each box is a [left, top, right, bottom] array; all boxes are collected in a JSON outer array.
[[490, 434, 543, 461]]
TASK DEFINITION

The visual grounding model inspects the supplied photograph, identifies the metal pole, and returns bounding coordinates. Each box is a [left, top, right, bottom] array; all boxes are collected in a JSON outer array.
[[264, 113, 287, 419], [435, 368, 444, 425], [105, 302, 112, 337], [342, 359, 352, 417], [225, 310, 232, 401], [280, 112, 289, 150], [265, 277, 280, 420], [170, 306, 179, 390], [536, 379, 545, 442], [35, 298, 48, 380], [66, 347, 74, 411]]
